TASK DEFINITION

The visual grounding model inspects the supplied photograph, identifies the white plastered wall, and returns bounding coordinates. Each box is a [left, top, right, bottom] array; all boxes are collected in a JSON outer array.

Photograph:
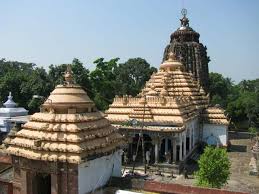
[[78, 150, 122, 194], [202, 124, 227, 146]]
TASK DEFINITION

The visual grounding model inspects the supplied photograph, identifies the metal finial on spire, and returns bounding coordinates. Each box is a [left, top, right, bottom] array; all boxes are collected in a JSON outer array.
[[181, 8, 187, 17], [180, 8, 189, 27], [64, 64, 74, 85]]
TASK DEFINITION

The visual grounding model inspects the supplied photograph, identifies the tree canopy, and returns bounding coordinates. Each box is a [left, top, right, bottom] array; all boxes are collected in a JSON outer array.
[[208, 73, 259, 129], [0, 57, 258, 127], [195, 146, 231, 188], [0, 57, 156, 112]]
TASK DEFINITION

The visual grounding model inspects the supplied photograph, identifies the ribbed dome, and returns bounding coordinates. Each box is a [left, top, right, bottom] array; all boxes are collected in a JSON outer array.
[[42, 65, 94, 114], [170, 11, 200, 43], [160, 52, 184, 71]]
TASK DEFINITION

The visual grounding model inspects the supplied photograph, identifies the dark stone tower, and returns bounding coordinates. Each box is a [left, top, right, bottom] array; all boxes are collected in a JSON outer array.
[[163, 9, 210, 92]]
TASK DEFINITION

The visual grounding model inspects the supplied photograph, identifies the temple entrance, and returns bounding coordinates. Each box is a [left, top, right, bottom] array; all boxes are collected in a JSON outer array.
[[160, 138, 172, 162], [33, 173, 51, 194], [131, 133, 153, 163]]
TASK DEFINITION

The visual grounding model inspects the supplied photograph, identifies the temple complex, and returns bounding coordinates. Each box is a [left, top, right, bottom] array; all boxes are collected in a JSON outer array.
[[163, 9, 210, 91], [106, 52, 228, 172], [2, 66, 125, 194]]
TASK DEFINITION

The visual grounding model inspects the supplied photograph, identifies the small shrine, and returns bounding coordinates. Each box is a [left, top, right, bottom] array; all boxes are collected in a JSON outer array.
[[106, 52, 229, 172], [4, 65, 125, 194], [0, 92, 28, 133]]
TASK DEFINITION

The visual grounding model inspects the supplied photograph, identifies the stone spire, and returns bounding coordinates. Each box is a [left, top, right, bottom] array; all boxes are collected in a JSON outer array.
[[3, 92, 17, 108], [162, 8, 210, 92]]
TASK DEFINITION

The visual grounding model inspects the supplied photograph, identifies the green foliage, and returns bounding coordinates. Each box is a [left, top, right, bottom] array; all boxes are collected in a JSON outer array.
[[208, 72, 234, 107], [0, 59, 52, 112], [208, 73, 259, 128], [248, 127, 259, 137], [115, 58, 157, 96], [89, 57, 156, 110], [195, 146, 231, 188], [90, 58, 120, 110]]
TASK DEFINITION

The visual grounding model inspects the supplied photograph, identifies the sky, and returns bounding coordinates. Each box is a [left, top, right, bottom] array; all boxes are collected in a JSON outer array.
[[0, 0, 258, 83]]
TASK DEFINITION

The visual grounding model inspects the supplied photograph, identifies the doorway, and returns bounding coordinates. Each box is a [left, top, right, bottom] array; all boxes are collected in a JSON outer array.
[[33, 173, 51, 194]]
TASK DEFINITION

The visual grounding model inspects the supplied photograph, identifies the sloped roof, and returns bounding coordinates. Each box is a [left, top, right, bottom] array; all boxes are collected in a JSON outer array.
[[106, 52, 209, 130], [202, 105, 229, 125], [5, 65, 124, 164]]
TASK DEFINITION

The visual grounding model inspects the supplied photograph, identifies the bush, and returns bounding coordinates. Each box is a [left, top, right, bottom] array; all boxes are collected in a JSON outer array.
[[195, 146, 231, 188]]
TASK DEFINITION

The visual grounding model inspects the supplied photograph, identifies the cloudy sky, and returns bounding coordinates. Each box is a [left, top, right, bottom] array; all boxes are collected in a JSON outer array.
[[0, 0, 258, 83]]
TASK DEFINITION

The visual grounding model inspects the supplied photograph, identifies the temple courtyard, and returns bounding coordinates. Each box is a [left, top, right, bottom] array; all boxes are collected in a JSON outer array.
[[121, 131, 259, 194]]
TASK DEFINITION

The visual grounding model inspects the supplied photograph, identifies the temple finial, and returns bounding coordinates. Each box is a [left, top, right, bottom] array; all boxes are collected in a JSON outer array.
[[180, 8, 189, 27], [64, 64, 74, 85], [181, 8, 187, 17], [4, 91, 17, 108]]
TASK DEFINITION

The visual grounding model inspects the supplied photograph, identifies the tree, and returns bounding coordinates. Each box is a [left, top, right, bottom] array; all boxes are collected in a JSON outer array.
[[115, 58, 157, 96], [195, 146, 231, 188], [208, 72, 234, 107], [226, 91, 259, 126], [90, 58, 120, 110]]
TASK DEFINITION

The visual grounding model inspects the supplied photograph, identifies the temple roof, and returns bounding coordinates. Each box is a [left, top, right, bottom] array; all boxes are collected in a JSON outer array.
[[0, 92, 28, 117], [5, 66, 124, 164], [106, 52, 209, 131], [202, 105, 229, 125]]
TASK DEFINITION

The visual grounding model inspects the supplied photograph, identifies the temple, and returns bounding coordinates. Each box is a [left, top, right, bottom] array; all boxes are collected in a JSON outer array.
[[2, 66, 125, 194], [106, 52, 228, 172], [163, 9, 210, 92], [0, 93, 28, 142]]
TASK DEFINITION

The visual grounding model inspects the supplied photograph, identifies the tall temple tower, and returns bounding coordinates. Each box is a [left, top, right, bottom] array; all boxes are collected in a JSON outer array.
[[163, 9, 210, 91]]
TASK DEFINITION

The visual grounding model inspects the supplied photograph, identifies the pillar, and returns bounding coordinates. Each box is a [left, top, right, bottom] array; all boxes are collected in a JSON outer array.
[[192, 128, 195, 147], [179, 136, 183, 161], [51, 174, 59, 194], [183, 133, 186, 159], [21, 169, 30, 194], [172, 138, 177, 163], [189, 129, 192, 151], [155, 141, 159, 164], [165, 138, 168, 154]]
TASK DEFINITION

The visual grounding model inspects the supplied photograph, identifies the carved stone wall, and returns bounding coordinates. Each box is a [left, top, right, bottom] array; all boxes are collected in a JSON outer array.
[[11, 156, 78, 194]]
